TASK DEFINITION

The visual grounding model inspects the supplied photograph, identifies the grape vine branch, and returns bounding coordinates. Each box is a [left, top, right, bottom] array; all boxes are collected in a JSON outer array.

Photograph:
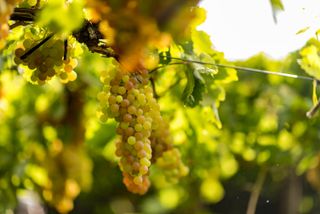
[[10, 8, 119, 60]]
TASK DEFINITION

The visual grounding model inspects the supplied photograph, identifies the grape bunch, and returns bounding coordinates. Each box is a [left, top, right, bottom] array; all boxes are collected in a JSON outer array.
[[99, 66, 155, 194], [98, 62, 189, 194], [149, 116, 189, 183], [42, 141, 92, 213], [150, 116, 173, 162], [155, 148, 189, 184], [0, 0, 21, 49], [14, 30, 78, 84]]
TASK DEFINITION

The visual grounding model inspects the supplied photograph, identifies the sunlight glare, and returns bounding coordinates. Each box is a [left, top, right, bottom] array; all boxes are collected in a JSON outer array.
[[198, 0, 320, 60]]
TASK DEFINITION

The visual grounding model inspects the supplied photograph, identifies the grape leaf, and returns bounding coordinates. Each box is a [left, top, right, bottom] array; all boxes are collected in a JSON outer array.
[[36, 0, 84, 34], [185, 74, 205, 107], [298, 45, 320, 80], [270, 0, 284, 10], [180, 40, 194, 55], [182, 65, 195, 106], [192, 30, 214, 55], [296, 27, 310, 35], [269, 0, 284, 23]]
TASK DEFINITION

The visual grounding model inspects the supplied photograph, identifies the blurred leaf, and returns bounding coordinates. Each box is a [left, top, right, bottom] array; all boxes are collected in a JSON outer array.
[[36, 0, 84, 35], [270, 0, 284, 10], [298, 45, 320, 79], [312, 79, 318, 105], [182, 65, 195, 106], [296, 27, 310, 35], [192, 30, 214, 55], [269, 0, 284, 23], [200, 178, 224, 203], [180, 40, 194, 55]]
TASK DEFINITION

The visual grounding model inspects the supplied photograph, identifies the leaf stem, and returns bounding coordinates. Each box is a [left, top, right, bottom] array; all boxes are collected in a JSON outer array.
[[150, 62, 187, 74], [162, 56, 318, 82], [150, 77, 159, 99], [306, 99, 320, 118], [64, 39, 68, 60], [246, 167, 268, 214]]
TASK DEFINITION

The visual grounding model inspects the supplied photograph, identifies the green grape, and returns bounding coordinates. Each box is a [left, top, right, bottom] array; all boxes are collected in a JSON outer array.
[[23, 39, 32, 49], [140, 157, 151, 167], [155, 148, 189, 183], [134, 124, 143, 132], [117, 86, 126, 95], [97, 91, 108, 103], [116, 95, 123, 103], [120, 122, 129, 129], [143, 121, 152, 130], [128, 136, 136, 145]]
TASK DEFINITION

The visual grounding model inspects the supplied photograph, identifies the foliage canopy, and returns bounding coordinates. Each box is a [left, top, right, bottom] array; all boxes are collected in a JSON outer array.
[[1, 0, 320, 213]]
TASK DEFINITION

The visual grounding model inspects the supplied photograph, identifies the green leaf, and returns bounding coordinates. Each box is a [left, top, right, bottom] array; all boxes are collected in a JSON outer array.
[[316, 29, 320, 39], [201, 83, 225, 107], [182, 65, 195, 105], [269, 0, 284, 23], [296, 27, 310, 35], [180, 41, 194, 55], [298, 45, 320, 80], [211, 103, 222, 129], [185, 76, 205, 107], [192, 30, 214, 55], [36, 0, 84, 35], [270, 0, 284, 10]]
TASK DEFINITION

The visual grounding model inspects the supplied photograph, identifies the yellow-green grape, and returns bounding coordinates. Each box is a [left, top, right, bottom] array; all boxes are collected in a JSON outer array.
[[150, 115, 173, 161], [149, 111, 189, 183], [14, 37, 62, 84], [42, 142, 92, 213], [127, 136, 136, 145], [97, 67, 119, 123]]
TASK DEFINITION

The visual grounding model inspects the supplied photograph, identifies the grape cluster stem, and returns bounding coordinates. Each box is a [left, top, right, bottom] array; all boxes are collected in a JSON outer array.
[[20, 33, 54, 60]]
